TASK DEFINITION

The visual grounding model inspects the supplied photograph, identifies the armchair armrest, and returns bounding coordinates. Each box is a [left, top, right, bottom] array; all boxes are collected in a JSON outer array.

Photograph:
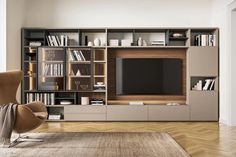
[[24, 101, 47, 113]]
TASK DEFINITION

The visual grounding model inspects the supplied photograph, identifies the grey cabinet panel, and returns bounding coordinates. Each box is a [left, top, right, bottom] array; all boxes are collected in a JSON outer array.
[[189, 47, 218, 76], [64, 105, 106, 114], [64, 113, 106, 121], [189, 91, 218, 121], [107, 105, 148, 121], [148, 105, 190, 121]]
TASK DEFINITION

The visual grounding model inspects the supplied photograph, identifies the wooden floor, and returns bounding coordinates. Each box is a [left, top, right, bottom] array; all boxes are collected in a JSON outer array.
[[34, 122, 236, 157]]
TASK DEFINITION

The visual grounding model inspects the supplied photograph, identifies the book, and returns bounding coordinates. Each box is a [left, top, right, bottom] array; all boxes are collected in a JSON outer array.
[[48, 36, 54, 46], [51, 36, 59, 46], [60, 35, 64, 46], [209, 79, 215, 90], [79, 51, 86, 61], [56, 36, 61, 46], [203, 79, 212, 90]]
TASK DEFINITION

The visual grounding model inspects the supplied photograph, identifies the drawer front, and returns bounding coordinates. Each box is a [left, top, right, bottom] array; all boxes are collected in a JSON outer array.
[[107, 105, 148, 121], [64, 105, 106, 114], [148, 105, 190, 121], [64, 113, 106, 121]]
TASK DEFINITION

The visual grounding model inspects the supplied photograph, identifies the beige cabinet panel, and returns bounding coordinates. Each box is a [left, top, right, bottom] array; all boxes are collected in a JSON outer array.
[[148, 105, 190, 121], [64, 114, 106, 121], [64, 105, 106, 114], [189, 91, 218, 121], [189, 47, 218, 76], [107, 105, 148, 121]]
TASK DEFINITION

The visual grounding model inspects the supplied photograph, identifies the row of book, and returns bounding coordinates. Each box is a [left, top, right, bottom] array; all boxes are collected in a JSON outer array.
[[44, 63, 63, 76], [69, 50, 86, 61], [194, 34, 216, 46], [26, 93, 55, 105], [192, 79, 215, 91], [46, 35, 69, 46]]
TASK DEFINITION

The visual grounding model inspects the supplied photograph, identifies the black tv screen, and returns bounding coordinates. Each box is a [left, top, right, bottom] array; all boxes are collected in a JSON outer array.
[[116, 58, 182, 95]]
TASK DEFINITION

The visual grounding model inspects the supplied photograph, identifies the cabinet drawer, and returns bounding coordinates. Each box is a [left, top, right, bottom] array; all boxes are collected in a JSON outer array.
[[64, 113, 106, 121], [64, 105, 106, 114], [148, 105, 190, 121], [107, 105, 148, 121]]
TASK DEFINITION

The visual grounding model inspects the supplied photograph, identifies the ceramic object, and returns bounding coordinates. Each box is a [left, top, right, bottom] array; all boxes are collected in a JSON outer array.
[[143, 40, 147, 46], [138, 37, 143, 46], [88, 41, 93, 46], [81, 97, 89, 105], [94, 38, 101, 46]]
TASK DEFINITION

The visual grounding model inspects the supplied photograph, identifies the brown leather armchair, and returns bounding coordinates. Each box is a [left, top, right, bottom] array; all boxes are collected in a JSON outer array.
[[0, 70, 48, 146]]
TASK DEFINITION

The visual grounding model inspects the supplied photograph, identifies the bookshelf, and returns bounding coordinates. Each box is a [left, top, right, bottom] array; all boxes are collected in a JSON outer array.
[[22, 27, 219, 121]]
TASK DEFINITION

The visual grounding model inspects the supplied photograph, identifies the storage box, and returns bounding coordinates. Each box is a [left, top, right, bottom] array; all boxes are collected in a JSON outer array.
[[121, 39, 132, 46], [109, 39, 119, 46]]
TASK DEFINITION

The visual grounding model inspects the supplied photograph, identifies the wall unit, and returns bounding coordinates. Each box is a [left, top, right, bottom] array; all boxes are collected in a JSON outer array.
[[21, 27, 219, 121]]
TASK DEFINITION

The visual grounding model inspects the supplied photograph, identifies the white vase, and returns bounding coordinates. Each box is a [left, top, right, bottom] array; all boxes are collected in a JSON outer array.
[[138, 37, 142, 46], [143, 40, 147, 46], [81, 97, 89, 105], [94, 38, 101, 46]]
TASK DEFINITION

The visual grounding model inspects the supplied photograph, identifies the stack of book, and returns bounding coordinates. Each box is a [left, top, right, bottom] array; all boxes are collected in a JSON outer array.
[[69, 50, 86, 61], [151, 40, 165, 46], [48, 114, 62, 120], [194, 34, 216, 46], [29, 41, 42, 46], [44, 63, 63, 76], [26, 93, 55, 105], [46, 35, 69, 46], [90, 99, 104, 105], [93, 82, 105, 90]]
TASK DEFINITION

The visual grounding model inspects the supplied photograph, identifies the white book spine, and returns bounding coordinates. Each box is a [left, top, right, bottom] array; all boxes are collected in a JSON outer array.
[[203, 79, 212, 90], [52, 36, 59, 46], [60, 35, 64, 46], [65, 36, 68, 46], [79, 51, 86, 61], [48, 36, 54, 46]]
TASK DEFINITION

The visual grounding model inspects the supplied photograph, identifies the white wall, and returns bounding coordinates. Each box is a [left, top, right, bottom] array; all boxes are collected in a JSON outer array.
[[0, 0, 6, 72], [7, 0, 26, 71], [24, 0, 214, 27], [211, 0, 235, 125]]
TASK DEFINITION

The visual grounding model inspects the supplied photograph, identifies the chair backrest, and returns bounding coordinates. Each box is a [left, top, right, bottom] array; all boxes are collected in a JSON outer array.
[[0, 70, 23, 105]]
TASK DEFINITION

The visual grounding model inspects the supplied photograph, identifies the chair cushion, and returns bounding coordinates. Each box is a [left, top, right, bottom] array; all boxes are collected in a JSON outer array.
[[34, 112, 48, 120]]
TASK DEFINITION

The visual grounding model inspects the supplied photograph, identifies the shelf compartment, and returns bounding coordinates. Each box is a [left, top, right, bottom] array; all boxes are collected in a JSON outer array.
[[107, 29, 133, 46], [190, 29, 218, 46], [46, 29, 79, 46], [134, 29, 167, 46], [190, 76, 217, 91], [67, 77, 92, 91], [80, 29, 107, 46]]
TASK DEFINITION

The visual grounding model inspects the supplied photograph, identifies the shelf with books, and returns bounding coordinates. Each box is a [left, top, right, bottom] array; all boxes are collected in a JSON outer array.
[[190, 29, 218, 47], [45, 29, 79, 47], [190, 77, 217, 91]]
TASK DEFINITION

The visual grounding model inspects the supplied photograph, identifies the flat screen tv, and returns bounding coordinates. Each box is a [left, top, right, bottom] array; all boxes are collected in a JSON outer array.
[[116, 58, 182, 95]]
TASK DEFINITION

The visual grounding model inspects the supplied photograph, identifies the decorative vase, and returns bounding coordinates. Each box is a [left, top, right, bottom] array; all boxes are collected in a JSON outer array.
[[94, 38, 101, 46], [138, 37, 142, 46], [143, 40, 147, 46]]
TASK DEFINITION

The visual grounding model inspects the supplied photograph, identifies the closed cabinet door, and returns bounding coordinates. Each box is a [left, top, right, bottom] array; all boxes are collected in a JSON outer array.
[[190, 91, 218, 121], [188, 47, 218, 76]]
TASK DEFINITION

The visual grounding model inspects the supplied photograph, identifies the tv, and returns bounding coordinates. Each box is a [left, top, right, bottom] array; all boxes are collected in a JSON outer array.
[[116, 58, 182, 95]]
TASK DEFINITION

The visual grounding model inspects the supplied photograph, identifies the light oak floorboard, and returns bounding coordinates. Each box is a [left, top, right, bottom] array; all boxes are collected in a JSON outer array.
[[33, 122, 236, 157]]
